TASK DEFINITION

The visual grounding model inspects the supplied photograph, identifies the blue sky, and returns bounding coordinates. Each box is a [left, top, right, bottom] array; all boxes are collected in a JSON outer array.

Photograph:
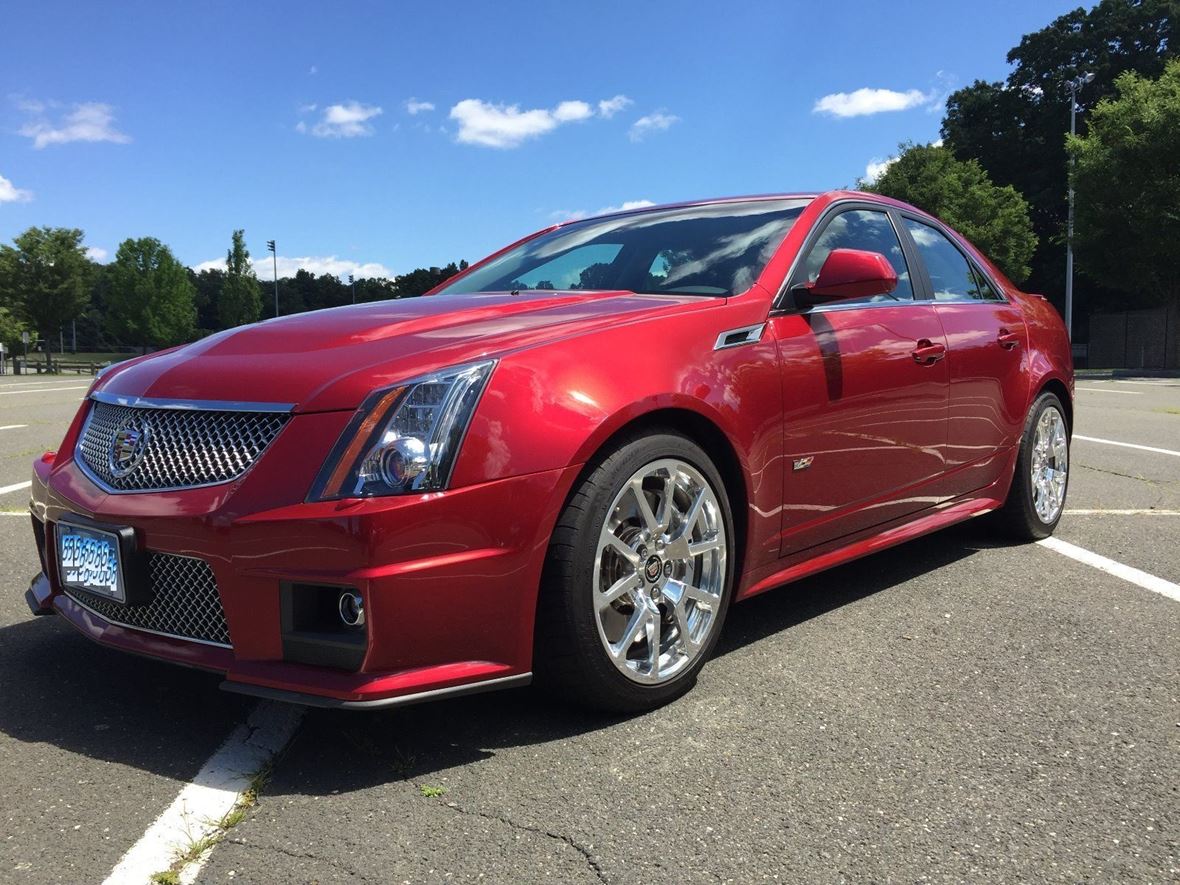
[[0, 0, 1079, 279]]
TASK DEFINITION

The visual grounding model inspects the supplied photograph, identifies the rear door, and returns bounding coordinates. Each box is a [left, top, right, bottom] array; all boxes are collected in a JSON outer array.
[[766, 204, 951, 556], [898, 216, 1028, 490]]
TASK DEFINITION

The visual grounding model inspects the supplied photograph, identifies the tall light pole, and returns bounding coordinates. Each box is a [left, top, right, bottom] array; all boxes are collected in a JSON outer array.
[[349, 273, 356, 304], [1065, 72, 1095, 342], [266, 240, 279, 318]]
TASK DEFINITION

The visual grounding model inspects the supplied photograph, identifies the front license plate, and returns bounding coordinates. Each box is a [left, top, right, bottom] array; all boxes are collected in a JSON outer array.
[[57, 523, 126, 604]]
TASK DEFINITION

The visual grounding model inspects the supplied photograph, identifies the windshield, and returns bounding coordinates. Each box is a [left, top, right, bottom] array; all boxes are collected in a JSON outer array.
[[436, 198, 811, 298]]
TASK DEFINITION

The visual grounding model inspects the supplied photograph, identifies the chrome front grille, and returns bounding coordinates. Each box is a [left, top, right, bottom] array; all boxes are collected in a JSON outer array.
[[78, 398, 289, 492], [65, 552, 231, 647]]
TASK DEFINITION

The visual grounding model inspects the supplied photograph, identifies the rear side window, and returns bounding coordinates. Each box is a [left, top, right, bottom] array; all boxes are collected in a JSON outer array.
[[903, 219, 1002, 302], [800, 209, 914, 303]]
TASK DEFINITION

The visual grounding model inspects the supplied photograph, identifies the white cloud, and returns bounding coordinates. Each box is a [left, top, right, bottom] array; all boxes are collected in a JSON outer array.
[[552, 100, 593, 122], [552, 199, 656, 222], [629, 111, 679, 142], [449, 97, 608, 148], [597, 95, 632, 118], [813, 88, 932, 118], [18, 101, 131, 148], [862, 157, 898, 185], [193, 254, 394, 280], [0, 173, 33, 203], [299, 101, 383, 138], [405, 98, 435, 115], [85, 246, 108, 262], [932, 137, 944, 148]]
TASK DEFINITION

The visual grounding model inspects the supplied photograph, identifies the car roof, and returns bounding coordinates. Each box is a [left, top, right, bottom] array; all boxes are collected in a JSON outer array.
[[553, 190, 926, 228]]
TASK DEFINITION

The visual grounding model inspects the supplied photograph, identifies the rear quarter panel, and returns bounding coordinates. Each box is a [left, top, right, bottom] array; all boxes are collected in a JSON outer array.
[[1013, 290, 1075, 414]]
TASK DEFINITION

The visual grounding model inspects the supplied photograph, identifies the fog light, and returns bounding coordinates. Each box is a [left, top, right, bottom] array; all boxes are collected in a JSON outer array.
[[338, 591, 365, 627]]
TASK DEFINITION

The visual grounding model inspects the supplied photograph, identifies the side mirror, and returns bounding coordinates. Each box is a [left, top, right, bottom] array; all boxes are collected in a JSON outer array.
[[799, 248, 898, 302]]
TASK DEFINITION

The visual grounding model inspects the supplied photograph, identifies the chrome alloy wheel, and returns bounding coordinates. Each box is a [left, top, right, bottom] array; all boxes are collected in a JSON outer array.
[[1030, 405, 1069, 523], [592, 458, 727, 684]]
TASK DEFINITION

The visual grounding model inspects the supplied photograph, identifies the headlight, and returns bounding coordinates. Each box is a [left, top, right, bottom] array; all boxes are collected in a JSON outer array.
[[310, 360, 495, 501]]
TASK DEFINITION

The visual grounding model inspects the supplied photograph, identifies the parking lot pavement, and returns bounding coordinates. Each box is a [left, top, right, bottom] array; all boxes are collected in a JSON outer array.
[[0, 375, 256, 884], [0, 375, 1176, 884], [0, 376, 91, 489]]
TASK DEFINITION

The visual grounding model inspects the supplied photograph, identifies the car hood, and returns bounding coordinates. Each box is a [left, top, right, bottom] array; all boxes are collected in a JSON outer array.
[[100, 290, 719, 413]]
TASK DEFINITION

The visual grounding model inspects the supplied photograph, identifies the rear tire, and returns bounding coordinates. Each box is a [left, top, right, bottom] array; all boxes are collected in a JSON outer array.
[[993, 391, 1070, 540], [536, 431, 735, 713]]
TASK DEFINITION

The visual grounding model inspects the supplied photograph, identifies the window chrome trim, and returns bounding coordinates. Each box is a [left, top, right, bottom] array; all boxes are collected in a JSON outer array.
[[713, 323, 766, 350], [796, 299, 936, 316], [90, 390, 295, 413]]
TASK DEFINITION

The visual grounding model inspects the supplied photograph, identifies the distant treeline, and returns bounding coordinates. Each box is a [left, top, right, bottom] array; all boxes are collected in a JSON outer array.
[[0, 224, 467, 363]]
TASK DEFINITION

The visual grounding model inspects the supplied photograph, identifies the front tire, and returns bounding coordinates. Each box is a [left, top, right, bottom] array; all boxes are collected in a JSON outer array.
[[536, 431, 735, 713], [993, 391, 1070, 540]]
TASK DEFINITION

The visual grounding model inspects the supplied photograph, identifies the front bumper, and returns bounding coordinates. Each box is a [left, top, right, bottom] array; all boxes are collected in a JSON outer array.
[[28, 424, 577, 707]]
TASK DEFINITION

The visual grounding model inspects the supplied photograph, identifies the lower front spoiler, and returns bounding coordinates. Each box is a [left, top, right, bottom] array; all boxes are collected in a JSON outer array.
[[220, 672, 533, 710], [25, 572, 54, 615], [35, 568, 532, 710]]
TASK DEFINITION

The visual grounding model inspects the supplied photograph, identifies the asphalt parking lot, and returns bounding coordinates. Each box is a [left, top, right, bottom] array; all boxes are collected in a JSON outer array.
[[0, 372, 1176, 884]]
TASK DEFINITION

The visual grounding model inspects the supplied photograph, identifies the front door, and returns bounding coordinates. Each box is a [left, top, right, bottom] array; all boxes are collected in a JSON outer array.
[[767, 206, 950, 556]]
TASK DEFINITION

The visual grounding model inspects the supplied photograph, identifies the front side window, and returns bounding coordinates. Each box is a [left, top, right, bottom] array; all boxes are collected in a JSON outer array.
[[436, 199, 811, 298], [800, 209, 914, 303], [903, 218, 1000, 302]]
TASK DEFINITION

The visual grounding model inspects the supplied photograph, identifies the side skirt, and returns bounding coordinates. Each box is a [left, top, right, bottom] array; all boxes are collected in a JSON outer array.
[[738, 449, 1016, 601]]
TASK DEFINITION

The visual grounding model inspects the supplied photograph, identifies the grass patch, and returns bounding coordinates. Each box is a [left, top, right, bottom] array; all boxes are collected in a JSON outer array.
[[149, 764, 274, 883], [420, 784, 447, 798]]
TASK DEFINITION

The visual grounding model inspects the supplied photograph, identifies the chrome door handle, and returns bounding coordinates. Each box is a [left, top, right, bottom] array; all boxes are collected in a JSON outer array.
[[912, 339, 946, 365], [997, 329, 1020, 350]]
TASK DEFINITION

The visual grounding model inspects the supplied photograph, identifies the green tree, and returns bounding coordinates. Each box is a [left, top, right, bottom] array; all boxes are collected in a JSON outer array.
[[1069, 59, 1180, 304], [393, 261, 467, 297], [0, 226, 92, 368], [862, 143, 1038, 283], [217, 230, 262, 329], [0, 306, 30, 361], [106, 237, 196, 351], [941, 0, 1177, 299]]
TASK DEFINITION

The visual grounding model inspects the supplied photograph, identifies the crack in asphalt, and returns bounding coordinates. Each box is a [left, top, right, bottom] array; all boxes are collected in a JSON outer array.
[[433, 798, 610, 884], [1077, 463, 1173, 485], [221, 837, 370, 881]]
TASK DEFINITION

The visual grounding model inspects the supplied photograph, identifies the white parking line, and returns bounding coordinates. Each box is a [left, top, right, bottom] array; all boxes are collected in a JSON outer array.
[[1065, 509, 1180, 515], [0, 385, 88, 396], [1073, 434, 1180, 457], [1039, 536, 1180, 603], [0, 424, 28, 430], [0, 378, 94, 388], [103, 701, 304, 885], [0, 480, 32, 496], [1076, 387, 1143, 395]]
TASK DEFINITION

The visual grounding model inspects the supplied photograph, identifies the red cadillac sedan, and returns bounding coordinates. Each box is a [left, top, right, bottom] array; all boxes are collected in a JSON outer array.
[[25, 191, 1072, 712]]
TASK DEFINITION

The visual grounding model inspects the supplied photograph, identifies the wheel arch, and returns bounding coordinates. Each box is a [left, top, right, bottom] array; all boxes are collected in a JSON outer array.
[[1035, 376, 1073, 434], [566, 405, 751, 586]]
